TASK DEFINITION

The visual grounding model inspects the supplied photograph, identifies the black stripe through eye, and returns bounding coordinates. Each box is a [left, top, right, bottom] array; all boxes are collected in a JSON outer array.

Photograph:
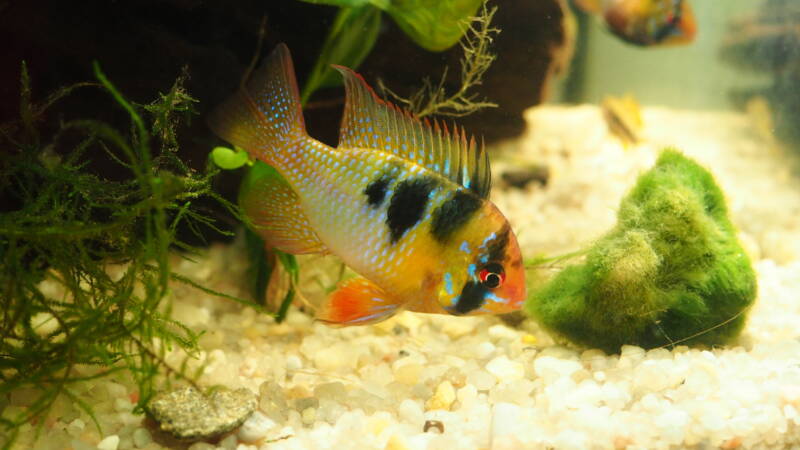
[[484, 262, 503, 274], [487, 226, 510, 262], [453, 280, 488, 315]]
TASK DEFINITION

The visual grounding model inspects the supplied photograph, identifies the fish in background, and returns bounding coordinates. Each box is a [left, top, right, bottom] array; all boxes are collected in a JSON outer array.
[[575, 0, 697, 46], [208, 44, 525, 326]]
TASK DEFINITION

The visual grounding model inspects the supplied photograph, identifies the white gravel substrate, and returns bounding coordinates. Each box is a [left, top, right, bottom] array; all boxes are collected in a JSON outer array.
[[13, 105, 800, 449]]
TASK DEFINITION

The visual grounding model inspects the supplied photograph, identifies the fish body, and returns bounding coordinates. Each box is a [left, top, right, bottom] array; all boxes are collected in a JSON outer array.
[[575, 0, 696, 46], [210, 44, 525, 325]]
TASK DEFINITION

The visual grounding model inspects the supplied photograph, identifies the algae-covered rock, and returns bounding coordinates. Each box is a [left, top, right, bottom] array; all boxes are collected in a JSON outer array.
[[526, 150, 757, 353]]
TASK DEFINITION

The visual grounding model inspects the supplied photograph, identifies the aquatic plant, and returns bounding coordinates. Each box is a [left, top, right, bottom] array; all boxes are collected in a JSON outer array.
[[300, 4, 382, 105], [299, 0, 485, 52], [297, 0, 486, 104], [378, 4, 499, 118], [526, 150, 757, 353], [0, 63, 245, 446]]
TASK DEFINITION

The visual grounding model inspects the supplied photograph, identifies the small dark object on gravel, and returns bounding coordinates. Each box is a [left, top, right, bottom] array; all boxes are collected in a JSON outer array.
[[501, 165, 550, 189], [424, 420, 445, 433]]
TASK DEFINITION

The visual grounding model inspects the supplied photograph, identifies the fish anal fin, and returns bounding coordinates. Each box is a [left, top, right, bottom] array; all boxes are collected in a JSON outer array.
[[317, 277, 402, 326], [332, 65, 491, 198], [240, 162, 327, 255]]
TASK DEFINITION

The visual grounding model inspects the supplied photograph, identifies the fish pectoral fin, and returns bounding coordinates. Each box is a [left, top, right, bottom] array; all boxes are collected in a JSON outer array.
[[316, 277, 402, 326], [240, 162, 328, 255]]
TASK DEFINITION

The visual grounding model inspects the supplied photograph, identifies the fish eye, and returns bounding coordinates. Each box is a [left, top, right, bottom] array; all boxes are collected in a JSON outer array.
[[478, 262, 505, 289]]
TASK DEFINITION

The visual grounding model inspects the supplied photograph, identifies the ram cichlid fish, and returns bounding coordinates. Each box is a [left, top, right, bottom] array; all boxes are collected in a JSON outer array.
[[575, 0, 697, 47], [208, 44, 525, 326]]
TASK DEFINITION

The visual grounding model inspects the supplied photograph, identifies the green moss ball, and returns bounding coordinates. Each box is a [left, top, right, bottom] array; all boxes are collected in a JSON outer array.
[[526, 150, 757, 353]]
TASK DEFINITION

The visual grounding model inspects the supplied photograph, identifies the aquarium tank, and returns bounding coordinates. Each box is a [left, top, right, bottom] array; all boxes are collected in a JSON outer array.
[[2, 0, 800, 448]]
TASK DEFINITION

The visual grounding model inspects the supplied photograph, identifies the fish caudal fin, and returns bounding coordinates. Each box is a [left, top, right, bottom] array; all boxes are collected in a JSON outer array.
[[207, 44, 306, 168], [316, 277, 402, 326], [239, 162, 328, 255]]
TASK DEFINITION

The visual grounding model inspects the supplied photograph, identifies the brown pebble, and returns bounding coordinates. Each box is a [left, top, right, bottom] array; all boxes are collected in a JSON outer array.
[[722, 436, 743, 449], [613, 436, 633, 449], [423, 420, 444, 433], [499, 311, 527, 328]]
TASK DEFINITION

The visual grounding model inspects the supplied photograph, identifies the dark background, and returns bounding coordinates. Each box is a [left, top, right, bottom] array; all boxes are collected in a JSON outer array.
[[1, 0, 565, 238]]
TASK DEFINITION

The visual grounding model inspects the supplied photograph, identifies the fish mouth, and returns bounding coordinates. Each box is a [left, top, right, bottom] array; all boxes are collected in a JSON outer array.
[[503, 281, 526, 311]]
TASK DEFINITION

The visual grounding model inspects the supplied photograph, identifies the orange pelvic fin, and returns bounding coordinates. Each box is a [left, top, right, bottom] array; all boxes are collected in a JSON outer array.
[[316, 277, 402, 326], [207, 43, 307, 167], [239, 162, 328, 255]]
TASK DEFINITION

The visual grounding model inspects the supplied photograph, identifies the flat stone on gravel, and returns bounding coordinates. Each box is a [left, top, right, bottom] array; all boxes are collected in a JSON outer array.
[[146, 386, 256, 440]]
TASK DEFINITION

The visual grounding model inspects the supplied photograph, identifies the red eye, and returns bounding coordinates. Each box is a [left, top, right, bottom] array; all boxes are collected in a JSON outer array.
[[479, 264, 505, 289]]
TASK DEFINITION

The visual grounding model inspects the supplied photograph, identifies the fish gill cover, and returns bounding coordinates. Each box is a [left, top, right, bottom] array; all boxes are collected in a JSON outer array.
[[526, 150, 757, 353]]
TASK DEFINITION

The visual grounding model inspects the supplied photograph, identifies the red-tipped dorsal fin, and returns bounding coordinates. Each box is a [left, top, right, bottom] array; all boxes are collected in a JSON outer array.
[[332, 65, 491, 199], [316, 277, 402, 326]]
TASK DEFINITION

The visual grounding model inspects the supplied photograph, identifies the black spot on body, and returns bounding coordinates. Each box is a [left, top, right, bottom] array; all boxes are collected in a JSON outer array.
[[386, 177, 437, 243], [431, 190, 482, 243], [364, 172, 394, 208], [454, 281, 487, 314], [487, 225, 510, 261]]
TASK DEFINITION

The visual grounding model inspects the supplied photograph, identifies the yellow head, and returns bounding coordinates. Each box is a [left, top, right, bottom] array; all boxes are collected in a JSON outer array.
[[433, 201, 526, 316]]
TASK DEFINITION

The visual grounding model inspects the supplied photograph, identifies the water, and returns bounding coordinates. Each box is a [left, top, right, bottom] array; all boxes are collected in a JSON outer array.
[[564, 0, 771, 109], [3, 1, 800, 448]]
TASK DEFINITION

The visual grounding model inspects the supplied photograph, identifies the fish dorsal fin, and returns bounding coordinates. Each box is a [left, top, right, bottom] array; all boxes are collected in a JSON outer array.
[[333, 66, 491, 199]]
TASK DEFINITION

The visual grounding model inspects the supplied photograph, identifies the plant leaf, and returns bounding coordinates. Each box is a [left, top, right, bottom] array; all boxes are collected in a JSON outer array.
[[386, 0, 484, 51], [301, 6, 382, 104], [274, 250, 300, 323], [297, 0, 388, 8], [211, 146, 251, 170], [244, 227, 273, 306]]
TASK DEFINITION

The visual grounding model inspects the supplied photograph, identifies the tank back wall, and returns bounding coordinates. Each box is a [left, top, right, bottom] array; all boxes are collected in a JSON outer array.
[[565, 0, 770, 110]]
